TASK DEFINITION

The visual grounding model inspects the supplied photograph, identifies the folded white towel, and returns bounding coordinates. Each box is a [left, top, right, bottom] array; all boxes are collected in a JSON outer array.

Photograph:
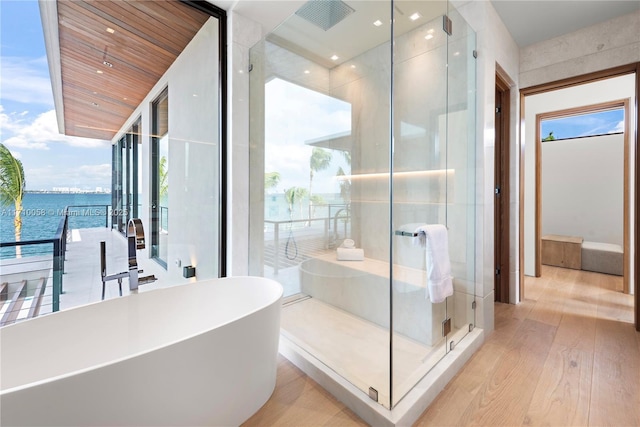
[[341, 239, 355, 248], [336, 247, 364, 261], [413, 224, 453, 303]]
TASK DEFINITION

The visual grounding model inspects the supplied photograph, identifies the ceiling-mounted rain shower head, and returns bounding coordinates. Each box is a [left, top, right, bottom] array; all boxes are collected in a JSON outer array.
[[295, 0, 355, 31]]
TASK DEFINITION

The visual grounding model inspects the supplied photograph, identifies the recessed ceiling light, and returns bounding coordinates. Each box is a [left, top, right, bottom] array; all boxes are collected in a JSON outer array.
[[331, 54, 339, 61], [102, 61, 113, 67], [96, 70, 103, 74], [91, 102, 99, 107], [409, 12, 421, 21], [373, 20, 383, 27], [350, 64, 356, 69], [106, 27, 115, 34], [304, 70, 310, 74], [427, 28, 435, 34], [453, 51, 460, 56], [425, 34, 433, 40]]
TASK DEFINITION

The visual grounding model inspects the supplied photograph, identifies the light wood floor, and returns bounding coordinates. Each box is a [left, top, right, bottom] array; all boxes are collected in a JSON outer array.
[[243, 266, 640, 426]]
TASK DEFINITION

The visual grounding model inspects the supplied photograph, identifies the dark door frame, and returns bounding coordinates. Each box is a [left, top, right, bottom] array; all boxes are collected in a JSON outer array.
[[519, 62, 640, 330], [495, 73, 511, 303]]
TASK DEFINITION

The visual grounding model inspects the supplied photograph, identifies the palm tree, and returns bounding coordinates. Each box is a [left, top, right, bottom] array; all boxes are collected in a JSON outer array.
[[284, 187, 308, 220], [0, 144, 26, 257], [264, 172, 281, 194], [309, 147, 332, 220], [159, 155, 168, 198], [336, 166, 351, 203]]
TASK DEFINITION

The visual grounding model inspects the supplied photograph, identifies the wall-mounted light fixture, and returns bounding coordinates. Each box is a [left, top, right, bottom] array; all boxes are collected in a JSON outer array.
[[183, 266, 196, 278]]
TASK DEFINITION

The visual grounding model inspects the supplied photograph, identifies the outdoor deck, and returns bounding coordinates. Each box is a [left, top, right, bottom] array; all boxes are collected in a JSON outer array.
[[58, 227, 172, 309], [0, 222, 339, 324], [0, 227, 175, 323]]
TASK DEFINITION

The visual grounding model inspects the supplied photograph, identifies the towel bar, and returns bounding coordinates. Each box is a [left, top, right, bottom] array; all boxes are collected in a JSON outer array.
[[395, 230, 418, 237]]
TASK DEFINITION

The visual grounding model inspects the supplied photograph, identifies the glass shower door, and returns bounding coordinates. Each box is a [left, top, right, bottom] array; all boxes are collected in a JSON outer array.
[[391, 1, 476, 407], [249, 0, 395, 409], [391, 2, 450, 406], [443, 4, 477, 360]]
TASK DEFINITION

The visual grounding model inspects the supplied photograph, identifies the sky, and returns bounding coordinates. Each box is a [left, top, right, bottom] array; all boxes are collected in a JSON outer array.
[[1, 0, 111, 191], [541, 109, 625, 141], [265, 77, 351, 195]]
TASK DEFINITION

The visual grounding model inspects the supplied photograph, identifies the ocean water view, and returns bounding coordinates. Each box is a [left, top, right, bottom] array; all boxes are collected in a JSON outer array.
[[0, 193, 111, 259]]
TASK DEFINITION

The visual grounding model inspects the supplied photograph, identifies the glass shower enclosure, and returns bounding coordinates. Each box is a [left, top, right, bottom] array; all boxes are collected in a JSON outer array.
[[249, 0, 476, 409]]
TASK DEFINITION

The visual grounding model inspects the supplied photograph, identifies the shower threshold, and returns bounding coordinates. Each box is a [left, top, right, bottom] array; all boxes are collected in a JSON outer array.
[[279, 299, 484, 426]]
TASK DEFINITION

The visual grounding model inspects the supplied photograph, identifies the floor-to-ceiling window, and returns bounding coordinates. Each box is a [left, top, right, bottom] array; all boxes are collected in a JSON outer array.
[[151, 89, 169, 267], [112, 119, 140, 234]]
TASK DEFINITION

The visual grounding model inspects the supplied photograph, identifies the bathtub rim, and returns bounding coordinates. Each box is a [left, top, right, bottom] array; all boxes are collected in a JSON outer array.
[[0, 275, 283, 395]]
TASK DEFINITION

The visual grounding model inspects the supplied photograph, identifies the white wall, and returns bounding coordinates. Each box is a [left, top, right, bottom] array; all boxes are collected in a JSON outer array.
[[454, 0, 520, 314], [542, 134, 624, 245], [113, 18, 220, 285], [228, 12, 262, 276], [523, 74, 636, 276]]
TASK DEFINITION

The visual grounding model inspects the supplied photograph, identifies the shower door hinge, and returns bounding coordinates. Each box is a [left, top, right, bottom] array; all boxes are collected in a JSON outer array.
[[496, 267, 501, 276], [472, 301, 476, 310], [496, 106, 501, 114], [248, 63, 254, 72], [368, 387, 379, 402], [442, 317, 452, 337], [473, 50, 478, 58], [495, 186, 501, 195], [443, 15, 453, 35]]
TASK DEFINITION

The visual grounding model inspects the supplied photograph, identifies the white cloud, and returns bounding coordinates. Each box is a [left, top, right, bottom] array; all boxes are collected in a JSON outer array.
[[25, 163, 111, 189], [1, 108, 109, 150], [0, 56, 54, 106], [610, 120, 625, 133], [263, 78, 352, 194]]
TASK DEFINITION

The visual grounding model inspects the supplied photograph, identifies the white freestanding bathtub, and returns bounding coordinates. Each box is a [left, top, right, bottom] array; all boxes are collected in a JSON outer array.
[[1, 276, 283, 426]]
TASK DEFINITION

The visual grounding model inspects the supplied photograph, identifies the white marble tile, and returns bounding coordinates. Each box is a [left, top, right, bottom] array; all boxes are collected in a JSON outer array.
[[520, 42, 640, 88], [520, 10, 640, 74], [229, 11, 262, 49], [280, 302, 485, 426], [474, 291, 495, 332], [228, 36, 251, 275]]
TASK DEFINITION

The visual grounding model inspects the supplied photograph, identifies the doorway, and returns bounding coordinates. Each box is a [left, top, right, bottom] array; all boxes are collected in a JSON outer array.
[[535, 100, 630, 293], [520, 63, 639, 330]]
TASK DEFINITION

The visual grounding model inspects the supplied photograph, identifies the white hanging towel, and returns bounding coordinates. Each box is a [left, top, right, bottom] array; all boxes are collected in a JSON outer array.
[[412, 224, 453, 303]]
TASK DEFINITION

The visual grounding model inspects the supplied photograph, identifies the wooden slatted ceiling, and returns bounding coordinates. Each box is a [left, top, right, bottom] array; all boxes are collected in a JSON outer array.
[[57, 0, 210, 140]]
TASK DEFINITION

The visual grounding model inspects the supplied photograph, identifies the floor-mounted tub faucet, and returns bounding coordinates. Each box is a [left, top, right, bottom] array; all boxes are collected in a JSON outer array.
[[126, 218, 157, 292], [100, 218, 156, 299]]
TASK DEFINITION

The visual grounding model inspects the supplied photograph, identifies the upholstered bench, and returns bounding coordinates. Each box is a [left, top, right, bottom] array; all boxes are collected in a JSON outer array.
[[581, 241, 623, 276]]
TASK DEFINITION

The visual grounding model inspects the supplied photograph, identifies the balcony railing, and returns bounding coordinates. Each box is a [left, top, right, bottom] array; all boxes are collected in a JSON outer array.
[[264, 204, 350, 274], [0, 205, 110, 325]]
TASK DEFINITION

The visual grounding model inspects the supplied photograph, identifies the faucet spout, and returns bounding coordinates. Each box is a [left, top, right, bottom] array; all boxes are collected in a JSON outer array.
[[127, 233, 140, 291], [126, 218, 157, 292]]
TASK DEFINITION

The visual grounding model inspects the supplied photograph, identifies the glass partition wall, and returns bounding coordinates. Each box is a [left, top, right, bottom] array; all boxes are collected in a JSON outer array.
[[249, 0, 476, 409]]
